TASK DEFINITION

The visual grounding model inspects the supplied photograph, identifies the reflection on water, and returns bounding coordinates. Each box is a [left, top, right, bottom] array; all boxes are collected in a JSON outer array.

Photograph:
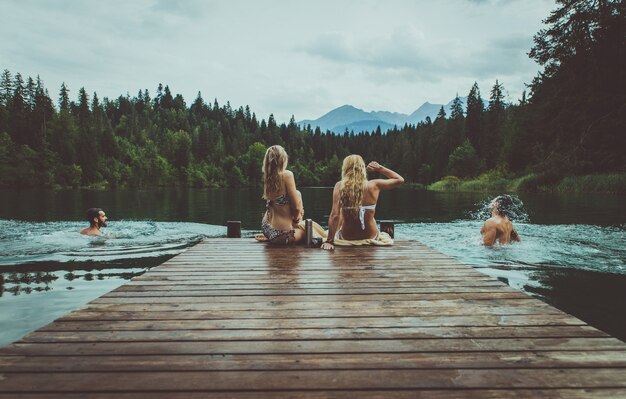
[[0, 264, 153, 346], [0, 265, 150, 297]]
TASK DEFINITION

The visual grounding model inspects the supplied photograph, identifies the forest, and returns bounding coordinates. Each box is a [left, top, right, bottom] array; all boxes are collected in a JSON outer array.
[[0, 0, 624, 191]]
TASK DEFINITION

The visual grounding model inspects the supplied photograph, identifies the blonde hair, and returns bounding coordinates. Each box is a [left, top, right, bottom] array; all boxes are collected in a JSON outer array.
[[262, 145, 288, 199], [339, 155, 367, 220]]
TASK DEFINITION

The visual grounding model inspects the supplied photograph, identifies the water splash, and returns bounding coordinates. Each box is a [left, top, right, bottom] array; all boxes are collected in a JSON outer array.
[[396, 221, 626, 275], [468, 194, 530, 223]]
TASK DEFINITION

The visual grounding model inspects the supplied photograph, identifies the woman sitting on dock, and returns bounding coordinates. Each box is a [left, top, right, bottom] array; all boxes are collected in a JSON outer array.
[[260, 145, 305, 245], [321, 155, 404, 250]]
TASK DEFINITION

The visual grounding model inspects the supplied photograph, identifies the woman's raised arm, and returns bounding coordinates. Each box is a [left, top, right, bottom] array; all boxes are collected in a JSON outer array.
[[367, 162, 404, 191]]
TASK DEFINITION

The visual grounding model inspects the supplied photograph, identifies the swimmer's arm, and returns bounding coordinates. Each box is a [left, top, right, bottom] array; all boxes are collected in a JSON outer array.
[[511, 228, 521, 242], [481, 221, 497, 246]]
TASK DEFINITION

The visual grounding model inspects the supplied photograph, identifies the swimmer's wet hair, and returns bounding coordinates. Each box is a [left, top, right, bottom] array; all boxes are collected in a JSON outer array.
[[86, 208, 103, 227], [493, 195, 514, 217]]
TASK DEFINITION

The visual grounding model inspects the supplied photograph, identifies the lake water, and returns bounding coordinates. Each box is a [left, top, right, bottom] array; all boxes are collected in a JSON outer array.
[[0, 188, 625, 346]]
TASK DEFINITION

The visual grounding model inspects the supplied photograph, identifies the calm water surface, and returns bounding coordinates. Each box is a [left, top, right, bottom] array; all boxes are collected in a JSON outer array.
[[0, 188, 625, 346]]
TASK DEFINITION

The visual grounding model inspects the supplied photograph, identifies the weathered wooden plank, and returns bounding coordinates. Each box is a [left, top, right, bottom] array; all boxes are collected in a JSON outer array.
[[101, 286, 522, 297], [1, 369, 626, 391], [141, 263, 485, 270], [80, 298, 553, 312], [2, 351, 625, 372], [131, 273, 491, 282], [36, 314, 588, 331], [1, 390, 625, 399], [2, 338, 624, 356], [22, 325, 609, 342], [121, 279, 501, 286], [59, 306, 564, 321], [92, 292, 530, 303]]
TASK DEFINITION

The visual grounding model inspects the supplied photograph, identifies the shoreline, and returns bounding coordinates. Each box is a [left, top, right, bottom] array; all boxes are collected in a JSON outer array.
[[427, 172, 626, 194], [2, 172, 625, 194]]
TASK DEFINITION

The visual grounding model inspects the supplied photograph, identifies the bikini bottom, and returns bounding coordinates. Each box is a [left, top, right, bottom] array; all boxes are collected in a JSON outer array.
[[262, 217, 296, 244]]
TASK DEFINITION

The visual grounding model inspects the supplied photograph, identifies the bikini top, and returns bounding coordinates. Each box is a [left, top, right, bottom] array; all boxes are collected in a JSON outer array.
[[342, 204, 376, 230], [266, 193, 290, 210]]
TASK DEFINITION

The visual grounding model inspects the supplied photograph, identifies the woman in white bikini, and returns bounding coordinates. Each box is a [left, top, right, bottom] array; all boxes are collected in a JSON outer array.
[[321, 155, 404, 250], [261, 145, 305, 245]]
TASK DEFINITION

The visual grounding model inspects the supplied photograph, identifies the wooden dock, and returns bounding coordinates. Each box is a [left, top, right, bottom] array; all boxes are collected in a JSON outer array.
[[1, 238, 625, 398]]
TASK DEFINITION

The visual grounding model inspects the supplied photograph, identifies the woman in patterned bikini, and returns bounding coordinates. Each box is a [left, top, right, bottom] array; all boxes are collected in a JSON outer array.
[[260, 145, 305, 244]]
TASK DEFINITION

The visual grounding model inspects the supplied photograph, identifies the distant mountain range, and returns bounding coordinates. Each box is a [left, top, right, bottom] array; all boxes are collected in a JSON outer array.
[[299, 97, 474, 134]]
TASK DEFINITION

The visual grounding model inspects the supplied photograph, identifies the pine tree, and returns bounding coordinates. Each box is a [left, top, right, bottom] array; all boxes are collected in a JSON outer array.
[[191, 91, 204, 119], [161, 85, 174, 109], [484, 80, 506, 168], [77, 87, 90, 128], [449, 94, 464, 120], [143, 89, 151, 106], [10, 73, 27, 145], [435, 106, 446, 123], [465, 82, 483, 156], [59, 83, 70, 111], [444, 94, 466, 154], [488, 80, 505, 112], [26, 77, 36, 111], [0, 69, 12, 107], [154, 83, 163, 108], [32, 76, 54, 148]]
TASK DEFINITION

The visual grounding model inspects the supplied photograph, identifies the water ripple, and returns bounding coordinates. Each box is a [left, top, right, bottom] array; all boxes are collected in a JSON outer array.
[[0, 220, 225, 266], [396, 221, 626, 275]]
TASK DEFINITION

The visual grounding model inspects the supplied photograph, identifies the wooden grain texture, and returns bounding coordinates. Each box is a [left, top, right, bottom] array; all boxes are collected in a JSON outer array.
[[0, 238, 624, 397]]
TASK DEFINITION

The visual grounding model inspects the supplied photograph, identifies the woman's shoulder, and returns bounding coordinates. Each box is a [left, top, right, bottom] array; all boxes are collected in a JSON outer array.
[[281, 170, 294, 180], [366, 179, 382, 190]]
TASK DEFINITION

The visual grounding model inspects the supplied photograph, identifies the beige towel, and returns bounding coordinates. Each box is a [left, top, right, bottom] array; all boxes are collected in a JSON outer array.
[[297, 220, 393, 246]]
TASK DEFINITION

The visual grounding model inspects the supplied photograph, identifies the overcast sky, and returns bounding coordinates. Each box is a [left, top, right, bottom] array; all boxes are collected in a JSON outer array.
[[1, 0, 555, 122]]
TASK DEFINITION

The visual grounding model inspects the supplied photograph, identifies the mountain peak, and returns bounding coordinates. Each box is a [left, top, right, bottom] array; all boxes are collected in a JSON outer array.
[[298, 96, 470, 134], [337, 104, 358, 110]]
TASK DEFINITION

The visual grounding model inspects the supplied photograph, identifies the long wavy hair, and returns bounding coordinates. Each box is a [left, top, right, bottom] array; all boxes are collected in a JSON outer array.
[[339, 155, 368, 220], [262, 145, 288, 200]]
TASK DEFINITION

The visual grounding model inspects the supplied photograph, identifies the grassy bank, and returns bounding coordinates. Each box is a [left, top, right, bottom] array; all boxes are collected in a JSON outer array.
[[428, 172, 626, 194]]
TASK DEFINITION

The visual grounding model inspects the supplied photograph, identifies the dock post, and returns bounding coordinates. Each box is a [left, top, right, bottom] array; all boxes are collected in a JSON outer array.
[[380, 221, 394, 238], [227, 221, 241, 238]]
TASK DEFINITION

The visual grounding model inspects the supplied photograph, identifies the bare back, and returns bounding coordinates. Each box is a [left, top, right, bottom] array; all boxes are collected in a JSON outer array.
[[481, 216, 520, 245], [338, 180, 380, 240], [264, 170, 303, 231]]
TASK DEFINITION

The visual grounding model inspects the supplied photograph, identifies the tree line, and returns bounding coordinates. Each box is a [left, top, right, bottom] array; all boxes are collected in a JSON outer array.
[[0, 0, 623, 189]]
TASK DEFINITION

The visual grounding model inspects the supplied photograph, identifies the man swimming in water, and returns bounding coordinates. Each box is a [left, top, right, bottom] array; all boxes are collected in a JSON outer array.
[[481, 195, 520, 246], [80, 208, 108, 236]]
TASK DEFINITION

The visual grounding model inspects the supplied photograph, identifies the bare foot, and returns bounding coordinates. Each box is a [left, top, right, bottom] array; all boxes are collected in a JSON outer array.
[[255, 234, 269, 242]]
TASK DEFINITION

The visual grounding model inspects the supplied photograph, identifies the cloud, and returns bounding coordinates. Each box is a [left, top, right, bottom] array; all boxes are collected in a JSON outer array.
[[299, 26, 455, 81], [0, 0, 554, 121], [299, 26, 537, 85]]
